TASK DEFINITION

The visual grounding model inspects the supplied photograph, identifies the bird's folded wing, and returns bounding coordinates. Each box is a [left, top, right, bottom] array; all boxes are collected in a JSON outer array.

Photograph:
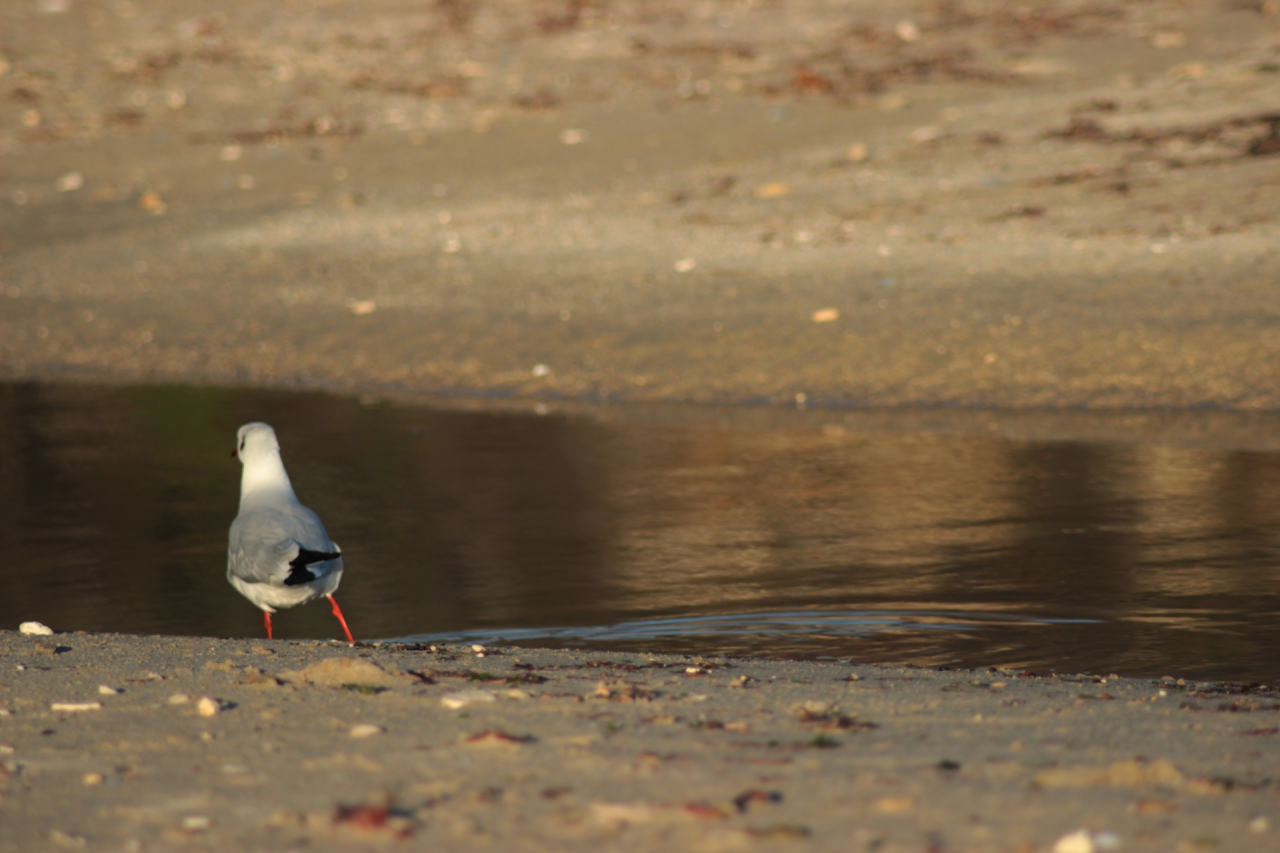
[[230, 509, 331, 584], [227, 537, 294, 584]]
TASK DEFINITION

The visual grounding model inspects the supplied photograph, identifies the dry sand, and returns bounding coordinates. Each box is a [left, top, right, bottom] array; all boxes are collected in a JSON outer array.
[[2, 630, 1278, 852], [1, 0, 1278, 409]]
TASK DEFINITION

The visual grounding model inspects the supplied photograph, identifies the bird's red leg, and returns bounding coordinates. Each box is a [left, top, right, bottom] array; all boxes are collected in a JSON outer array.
[[328, 595, 354, 643], [263, 610, 273, 640]]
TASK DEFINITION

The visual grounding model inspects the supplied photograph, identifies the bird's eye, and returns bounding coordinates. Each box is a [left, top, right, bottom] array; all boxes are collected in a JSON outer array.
[[239, 438, 245, 451]]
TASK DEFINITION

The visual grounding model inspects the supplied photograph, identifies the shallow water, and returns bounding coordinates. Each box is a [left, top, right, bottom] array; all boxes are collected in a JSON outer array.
[[2, 382, 1278, 683]]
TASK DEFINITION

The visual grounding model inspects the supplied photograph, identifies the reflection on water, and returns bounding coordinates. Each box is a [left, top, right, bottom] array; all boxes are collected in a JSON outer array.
[[1, 382, 1278, 683]]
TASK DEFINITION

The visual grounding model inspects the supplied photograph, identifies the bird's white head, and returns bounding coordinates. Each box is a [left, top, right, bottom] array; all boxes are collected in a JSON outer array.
[[233, 422, 295, 501], [233, 422, 280, 464]]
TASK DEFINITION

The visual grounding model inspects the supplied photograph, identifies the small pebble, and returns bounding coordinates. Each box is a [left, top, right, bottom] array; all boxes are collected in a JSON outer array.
[[51, 702, 101, 712], [349, 724, 383, 738], [441, 689, 496, 709], [196, 697, 221, 717], [464, 729, 531, 747], [875, 796, 914, 814], [98, 685, 120, 695], [20, 621, 53, 635], [139, 191, 167, 215], [181, 815, 210, 832], [83, 772, 104, 786], [49, 830, 85, 848], [1052, 829, 1095, 853], [895, 19, 920, 42], [168, 693, 190, 705], [56, 172, 84, 192]]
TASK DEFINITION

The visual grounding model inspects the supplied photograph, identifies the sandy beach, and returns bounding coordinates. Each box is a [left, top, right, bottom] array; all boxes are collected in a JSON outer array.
[[2, 630, 1278, 852], [1, 0, 1278, 409], [3, 0, 1280, 848]]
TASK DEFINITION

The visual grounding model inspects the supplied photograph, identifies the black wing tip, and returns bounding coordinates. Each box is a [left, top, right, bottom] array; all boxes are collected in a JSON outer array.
[[283, 565, 318, 586], [284, 549, 341, 586]]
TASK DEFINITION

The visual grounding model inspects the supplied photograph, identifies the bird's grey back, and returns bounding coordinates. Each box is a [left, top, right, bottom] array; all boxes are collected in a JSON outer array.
[[228, 502, 338, 584]]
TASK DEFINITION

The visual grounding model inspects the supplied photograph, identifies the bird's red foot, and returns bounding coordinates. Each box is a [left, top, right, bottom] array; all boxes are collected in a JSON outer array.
[[328, 595, 354, 643]]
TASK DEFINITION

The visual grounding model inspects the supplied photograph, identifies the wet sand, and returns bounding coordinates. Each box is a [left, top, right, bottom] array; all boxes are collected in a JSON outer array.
[[2, 630, 1278, 852]]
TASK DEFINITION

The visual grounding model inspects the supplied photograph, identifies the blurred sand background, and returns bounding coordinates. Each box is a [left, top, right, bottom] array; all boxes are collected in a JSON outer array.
[[1, 0, 1278, 411]]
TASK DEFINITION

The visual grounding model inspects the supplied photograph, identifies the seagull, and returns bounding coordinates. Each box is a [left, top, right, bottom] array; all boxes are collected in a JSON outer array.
[[227, 422, 354, 643]]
